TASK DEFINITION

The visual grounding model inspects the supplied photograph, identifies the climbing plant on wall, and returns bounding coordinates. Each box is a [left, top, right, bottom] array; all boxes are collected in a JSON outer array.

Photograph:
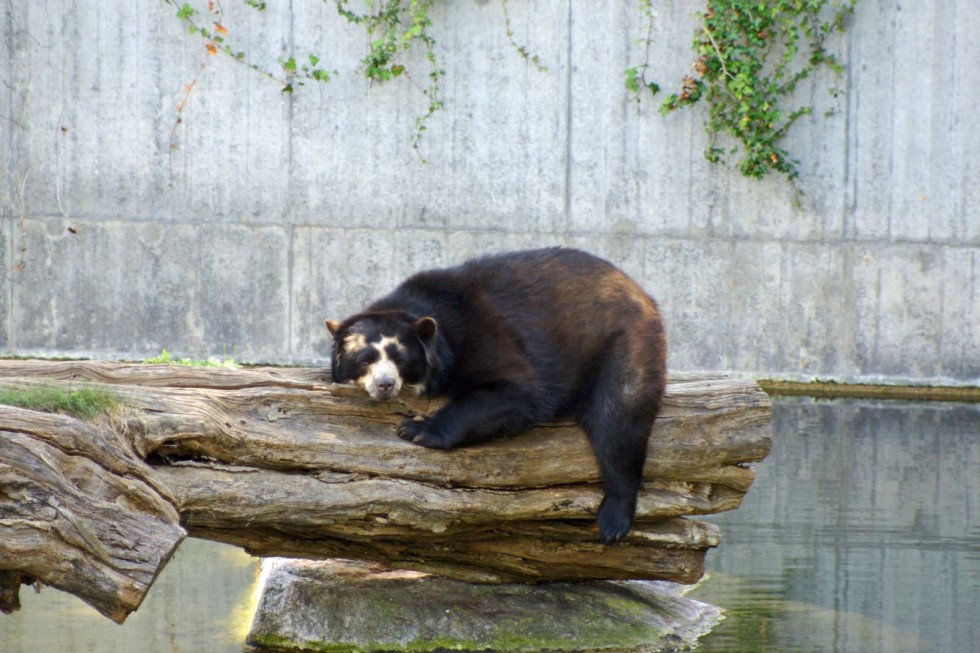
[[627, 0, 858, 185], [163, 0, 446, 155], [164, 0, 858, 184]]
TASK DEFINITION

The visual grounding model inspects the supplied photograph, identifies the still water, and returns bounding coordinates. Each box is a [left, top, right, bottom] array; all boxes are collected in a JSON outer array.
[[0, 538, 260, 652], [1, 397, 977, 652], [691, 397, 980, 652]]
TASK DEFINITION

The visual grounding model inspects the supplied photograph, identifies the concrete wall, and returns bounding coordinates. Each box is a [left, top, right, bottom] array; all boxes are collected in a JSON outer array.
[[1, 1, 977, 385]]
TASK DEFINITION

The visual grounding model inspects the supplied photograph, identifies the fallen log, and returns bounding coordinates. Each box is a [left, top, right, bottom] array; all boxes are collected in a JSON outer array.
[[0, 404, 185, 623], [0, 360, 771, 621], [156, 463, 725, 583]]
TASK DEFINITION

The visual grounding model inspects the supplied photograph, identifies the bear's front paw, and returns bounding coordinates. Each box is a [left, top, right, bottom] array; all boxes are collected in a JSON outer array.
[[397, 416, 450, 449]]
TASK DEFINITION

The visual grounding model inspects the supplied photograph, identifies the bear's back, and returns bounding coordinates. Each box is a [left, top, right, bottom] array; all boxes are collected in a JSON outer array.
[[446, 249, 665, 407]]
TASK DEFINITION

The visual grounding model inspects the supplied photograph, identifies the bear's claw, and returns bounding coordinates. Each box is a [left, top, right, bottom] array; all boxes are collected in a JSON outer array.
[[398, 416, 448, 448], [597, 496, 634, 545]]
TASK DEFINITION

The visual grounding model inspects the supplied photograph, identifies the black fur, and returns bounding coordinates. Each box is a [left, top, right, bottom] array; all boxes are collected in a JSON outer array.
[[327, 248, 667, 544]]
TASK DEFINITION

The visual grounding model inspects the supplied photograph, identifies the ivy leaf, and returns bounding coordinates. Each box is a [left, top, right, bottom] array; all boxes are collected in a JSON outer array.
[[176, 3, 195, 20], [625, 67, 660, 96], [625, 67, 641, 93]]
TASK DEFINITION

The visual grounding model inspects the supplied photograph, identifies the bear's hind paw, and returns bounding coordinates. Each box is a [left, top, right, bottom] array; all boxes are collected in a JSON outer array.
[[597, 497, 634, 545]]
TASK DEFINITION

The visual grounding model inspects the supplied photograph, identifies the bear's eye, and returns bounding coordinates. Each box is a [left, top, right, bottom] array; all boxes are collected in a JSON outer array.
[[352, 350, 379, 372]]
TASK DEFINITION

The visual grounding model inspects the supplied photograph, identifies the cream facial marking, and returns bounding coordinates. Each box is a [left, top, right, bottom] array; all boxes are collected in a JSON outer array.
[[344, 332, 367, 353], [376, 336, 407, 356], [355, 335, 408, 400]]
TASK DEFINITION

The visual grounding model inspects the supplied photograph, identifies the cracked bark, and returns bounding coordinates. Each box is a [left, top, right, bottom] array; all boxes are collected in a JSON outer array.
[[0, 360, 771, 622]]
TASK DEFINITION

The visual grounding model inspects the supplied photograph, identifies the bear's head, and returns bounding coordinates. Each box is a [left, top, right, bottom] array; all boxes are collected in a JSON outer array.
[[325, 311, 438, 400]]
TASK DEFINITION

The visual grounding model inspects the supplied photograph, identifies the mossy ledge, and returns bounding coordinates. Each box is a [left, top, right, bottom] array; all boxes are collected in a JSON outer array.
[[0, 385, 121, 420], [245, 559, 723, 653], [758, 379, 980, 403]]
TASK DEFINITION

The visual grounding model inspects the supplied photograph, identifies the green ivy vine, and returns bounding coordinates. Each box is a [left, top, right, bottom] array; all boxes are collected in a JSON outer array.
[[164, 0, 336, 91], [166, 0, 447, 155], [164, 0, 859, 183], [628, 0, 858, 184], [334, 0, 444, 152]]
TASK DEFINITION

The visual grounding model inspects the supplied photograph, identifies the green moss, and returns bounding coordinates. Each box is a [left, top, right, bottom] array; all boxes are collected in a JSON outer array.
[[249, 627, 669, 653], [248, 602, 670, 652], [251, 632, 471, 652], [0, 386, 120, 420], [247, 633, 343, 652], [758, 379, 980, 403]]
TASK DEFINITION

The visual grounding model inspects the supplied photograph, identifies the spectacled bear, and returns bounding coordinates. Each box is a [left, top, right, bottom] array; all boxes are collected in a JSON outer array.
[[325, 247, 667, 544]]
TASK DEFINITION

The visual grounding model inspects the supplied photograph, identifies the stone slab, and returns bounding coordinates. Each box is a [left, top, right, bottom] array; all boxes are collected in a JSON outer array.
[[246, 559, 723, 653]]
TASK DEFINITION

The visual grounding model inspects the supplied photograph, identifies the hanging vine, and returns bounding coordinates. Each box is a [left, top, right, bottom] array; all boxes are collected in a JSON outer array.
[[628, 0, 858, 184], [164, 0, 335, 91], [624, 0, 660, 97], [163, 0, 859, 182], [333, 0, 444, 153]]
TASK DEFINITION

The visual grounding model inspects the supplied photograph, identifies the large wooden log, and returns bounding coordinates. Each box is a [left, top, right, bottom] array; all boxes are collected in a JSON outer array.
[[0, 405, 185, 623], [0, 360, 771, 619], [0, 361, 770, 490], [155, 463, 725, 583]]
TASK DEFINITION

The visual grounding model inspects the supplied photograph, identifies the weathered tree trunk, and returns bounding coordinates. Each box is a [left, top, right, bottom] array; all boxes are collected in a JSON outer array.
[[0, 360, 771, 622], [0, 403, 185, 623]]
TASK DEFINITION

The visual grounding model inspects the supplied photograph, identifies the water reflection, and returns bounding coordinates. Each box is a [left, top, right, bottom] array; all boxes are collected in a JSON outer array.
[[0, 539, 260, 653], [691, 397, 980, 652]]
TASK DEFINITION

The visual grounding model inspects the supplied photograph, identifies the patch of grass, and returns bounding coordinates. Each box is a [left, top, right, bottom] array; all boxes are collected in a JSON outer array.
[[0, 386, 121, 420], [758, 379, 980, 403], [143, 348, 237, 368]]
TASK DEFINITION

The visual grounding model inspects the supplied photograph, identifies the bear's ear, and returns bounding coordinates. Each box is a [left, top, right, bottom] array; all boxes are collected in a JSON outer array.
[[325, 319, 341, 338], [414, 316, 437, 342]]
